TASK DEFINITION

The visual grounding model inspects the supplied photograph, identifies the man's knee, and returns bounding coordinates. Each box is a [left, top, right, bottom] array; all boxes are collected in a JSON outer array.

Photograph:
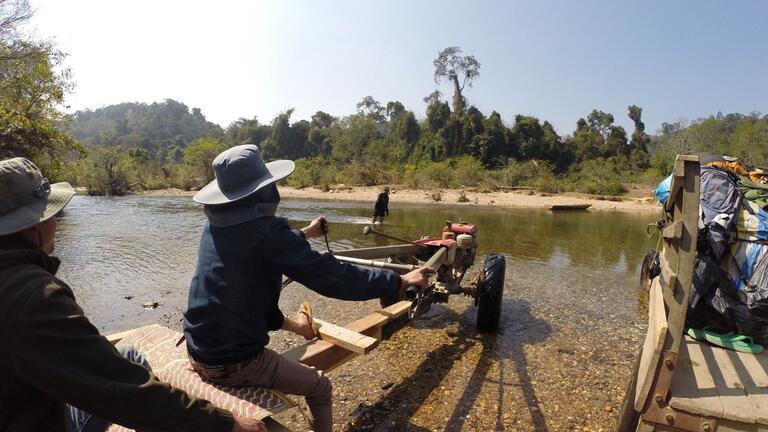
[[308, 374, 332, 403], [116, 344, 152, 371]]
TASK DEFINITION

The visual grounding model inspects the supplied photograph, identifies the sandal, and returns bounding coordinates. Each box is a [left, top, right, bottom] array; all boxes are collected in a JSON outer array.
[[299, 302, 320, 338], [687, 327, 764, 354]]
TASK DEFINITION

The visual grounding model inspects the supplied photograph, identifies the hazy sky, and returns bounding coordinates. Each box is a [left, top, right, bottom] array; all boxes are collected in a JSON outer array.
[[28, 0, 768, 134]]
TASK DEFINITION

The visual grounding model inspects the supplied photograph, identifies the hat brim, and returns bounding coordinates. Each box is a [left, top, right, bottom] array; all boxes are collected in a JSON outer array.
[[0, 182, 75, 236], [193, 160, 295, 205]]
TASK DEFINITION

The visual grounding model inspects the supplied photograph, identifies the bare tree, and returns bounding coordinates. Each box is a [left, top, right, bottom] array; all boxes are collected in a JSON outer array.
[[0, 0, 31, 45], [433, 46, 480, 114]]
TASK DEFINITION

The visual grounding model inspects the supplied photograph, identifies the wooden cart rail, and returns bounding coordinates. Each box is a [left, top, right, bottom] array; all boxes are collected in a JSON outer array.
[[617, 155, 768, 432]]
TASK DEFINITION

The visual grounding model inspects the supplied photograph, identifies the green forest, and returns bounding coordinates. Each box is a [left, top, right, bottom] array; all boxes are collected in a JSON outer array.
[[2, 2, 768, 197]]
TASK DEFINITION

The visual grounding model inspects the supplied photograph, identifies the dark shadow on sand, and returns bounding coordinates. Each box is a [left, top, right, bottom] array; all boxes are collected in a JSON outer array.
[[343, 298, 551, 432]]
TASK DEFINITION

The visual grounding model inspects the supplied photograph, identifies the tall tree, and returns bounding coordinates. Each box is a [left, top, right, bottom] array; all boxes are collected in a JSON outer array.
[[310, 111, 336, 129], [433, 46, 480, 114], [385, 101, 406, 120], [627, 105, 650, 153], [356, 96, 385, 122]]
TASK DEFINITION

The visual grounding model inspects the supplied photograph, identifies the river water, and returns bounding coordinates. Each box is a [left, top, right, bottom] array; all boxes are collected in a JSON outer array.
[[55, 195, 657, 332], [55, 195, 661, 430]]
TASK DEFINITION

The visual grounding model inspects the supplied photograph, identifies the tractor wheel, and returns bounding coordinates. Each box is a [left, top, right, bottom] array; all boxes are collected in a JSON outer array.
[[476, 253, 506, 333]]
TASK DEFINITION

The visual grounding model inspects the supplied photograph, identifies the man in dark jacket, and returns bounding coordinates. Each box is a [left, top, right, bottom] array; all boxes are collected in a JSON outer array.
[[184, 145, 431, 432], [0, 157, 263, 432], [372, 186, 389, 224]]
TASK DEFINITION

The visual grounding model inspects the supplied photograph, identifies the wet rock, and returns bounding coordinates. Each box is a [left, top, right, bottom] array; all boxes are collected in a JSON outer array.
[[142, 301, 159, 309]]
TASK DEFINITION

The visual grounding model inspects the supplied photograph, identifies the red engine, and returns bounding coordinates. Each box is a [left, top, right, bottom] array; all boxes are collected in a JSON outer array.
[[443, 221, 478, 236]]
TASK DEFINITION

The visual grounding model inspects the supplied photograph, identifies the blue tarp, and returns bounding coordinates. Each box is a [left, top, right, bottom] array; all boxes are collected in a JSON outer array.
[[653, 174, 673, 204]]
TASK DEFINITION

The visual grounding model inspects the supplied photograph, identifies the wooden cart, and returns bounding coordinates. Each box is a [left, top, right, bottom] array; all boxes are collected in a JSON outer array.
[[616, 155, 768, 432]]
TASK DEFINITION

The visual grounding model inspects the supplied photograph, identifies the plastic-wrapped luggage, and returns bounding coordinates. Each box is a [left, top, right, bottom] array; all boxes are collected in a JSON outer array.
[[654, 158, 768, 345]]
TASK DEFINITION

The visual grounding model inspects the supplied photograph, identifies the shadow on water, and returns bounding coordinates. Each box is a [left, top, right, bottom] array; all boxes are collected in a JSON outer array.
[[343, 299, 551, 432]]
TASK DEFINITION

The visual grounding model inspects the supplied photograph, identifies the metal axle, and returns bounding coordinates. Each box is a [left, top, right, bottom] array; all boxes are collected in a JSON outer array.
[[334, 255, 417, 272], [362, 225, 428, 248]]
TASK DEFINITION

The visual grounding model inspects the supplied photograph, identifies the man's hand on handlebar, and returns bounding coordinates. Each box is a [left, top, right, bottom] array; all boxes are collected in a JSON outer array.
[[301, 216, 328, 240], [400, 267, 433, 294]]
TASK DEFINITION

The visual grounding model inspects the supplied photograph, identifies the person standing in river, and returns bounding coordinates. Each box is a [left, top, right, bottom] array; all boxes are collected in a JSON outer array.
[[183, 145, 432, 432], [372, 185, 390, 224], [0, 157, 264, 432]]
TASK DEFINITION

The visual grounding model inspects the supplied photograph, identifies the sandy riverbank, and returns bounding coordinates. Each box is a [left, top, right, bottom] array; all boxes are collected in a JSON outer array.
[[136, 185, 661, 213]]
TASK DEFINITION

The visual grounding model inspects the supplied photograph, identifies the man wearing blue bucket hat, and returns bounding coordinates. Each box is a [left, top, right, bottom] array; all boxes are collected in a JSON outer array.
[[183, 145, 432, 432], [0, 157, 264, 432]]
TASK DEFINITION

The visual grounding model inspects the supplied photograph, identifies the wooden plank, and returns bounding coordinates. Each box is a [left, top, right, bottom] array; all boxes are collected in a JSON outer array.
[[663, 158, 700, 355], [669, 338, 725, 419], [665, 175, 684, 212], [314, 318, 378, 355], [728, 349, 768, 425], [378, 300, 412, 319], [676, 154, 701, 162], [282, 310, 391, 371], [616, 347, 642, 431], [659, 254, 677, 296], [662, 221, 683, 241], [635, 420, 656, 432], [635, 278, 669, 411], [706, 344, 755, 424]]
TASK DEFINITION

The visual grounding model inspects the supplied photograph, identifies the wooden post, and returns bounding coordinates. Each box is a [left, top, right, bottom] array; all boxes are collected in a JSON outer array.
[[662, 156, 700, 355]]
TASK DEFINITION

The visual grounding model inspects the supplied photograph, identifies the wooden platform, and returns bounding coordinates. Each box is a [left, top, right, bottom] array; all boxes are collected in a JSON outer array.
[[669, 337, 768, 426]]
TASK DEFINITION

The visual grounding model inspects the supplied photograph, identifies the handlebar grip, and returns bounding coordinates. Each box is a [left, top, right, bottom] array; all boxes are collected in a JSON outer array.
[[405, 285, 420, 300]]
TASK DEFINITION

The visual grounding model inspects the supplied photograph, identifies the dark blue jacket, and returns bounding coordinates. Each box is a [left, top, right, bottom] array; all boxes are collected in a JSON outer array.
[[183, 216, 400, 365]]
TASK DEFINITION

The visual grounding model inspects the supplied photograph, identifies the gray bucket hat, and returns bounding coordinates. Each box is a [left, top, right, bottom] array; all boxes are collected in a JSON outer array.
[[0, 157, 75, 236], [193, 144, 295, 205]]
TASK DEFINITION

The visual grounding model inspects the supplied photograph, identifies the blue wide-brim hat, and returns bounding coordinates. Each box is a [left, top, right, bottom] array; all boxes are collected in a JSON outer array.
[[193, 145, 295, 205]]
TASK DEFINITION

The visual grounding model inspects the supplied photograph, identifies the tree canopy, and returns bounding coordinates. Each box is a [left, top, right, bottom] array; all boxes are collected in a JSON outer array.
[[433, 47, 480, 114], [0, 0, 82, 176]]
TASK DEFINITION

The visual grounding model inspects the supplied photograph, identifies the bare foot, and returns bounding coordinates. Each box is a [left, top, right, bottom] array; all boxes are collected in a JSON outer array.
[[294, 310, 316, 340]]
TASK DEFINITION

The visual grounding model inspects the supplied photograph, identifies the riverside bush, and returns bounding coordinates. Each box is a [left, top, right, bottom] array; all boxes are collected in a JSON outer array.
[[567, 158, 627, 196]]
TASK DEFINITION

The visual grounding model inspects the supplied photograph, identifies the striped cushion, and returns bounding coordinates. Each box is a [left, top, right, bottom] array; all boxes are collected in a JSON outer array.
[[105, 324, 294, 431]]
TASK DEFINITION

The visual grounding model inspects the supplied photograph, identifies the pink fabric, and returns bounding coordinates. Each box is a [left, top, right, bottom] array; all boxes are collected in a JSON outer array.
[[105, 324, 293, 431]]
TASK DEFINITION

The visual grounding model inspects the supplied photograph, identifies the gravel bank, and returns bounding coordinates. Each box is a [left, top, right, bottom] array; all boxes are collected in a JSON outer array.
[[158, 255, 644, 431]]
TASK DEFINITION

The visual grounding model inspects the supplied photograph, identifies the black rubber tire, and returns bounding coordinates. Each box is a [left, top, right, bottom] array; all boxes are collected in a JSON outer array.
[[476, 253, 506, 332]]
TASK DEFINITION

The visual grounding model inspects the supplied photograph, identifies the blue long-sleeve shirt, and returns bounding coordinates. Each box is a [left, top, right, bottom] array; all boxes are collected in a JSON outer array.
[[183, 216, 400, 365]]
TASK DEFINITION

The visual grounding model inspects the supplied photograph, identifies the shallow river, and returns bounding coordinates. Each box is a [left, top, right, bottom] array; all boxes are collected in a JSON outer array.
[[56, 195, 657, 333]]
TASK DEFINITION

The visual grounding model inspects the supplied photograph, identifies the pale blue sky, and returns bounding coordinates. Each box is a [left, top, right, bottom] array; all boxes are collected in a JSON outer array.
[[30, 1, 768, 134]]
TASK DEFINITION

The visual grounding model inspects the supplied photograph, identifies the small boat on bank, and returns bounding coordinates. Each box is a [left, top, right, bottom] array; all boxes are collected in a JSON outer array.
[[549, 204, 591, 211]]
